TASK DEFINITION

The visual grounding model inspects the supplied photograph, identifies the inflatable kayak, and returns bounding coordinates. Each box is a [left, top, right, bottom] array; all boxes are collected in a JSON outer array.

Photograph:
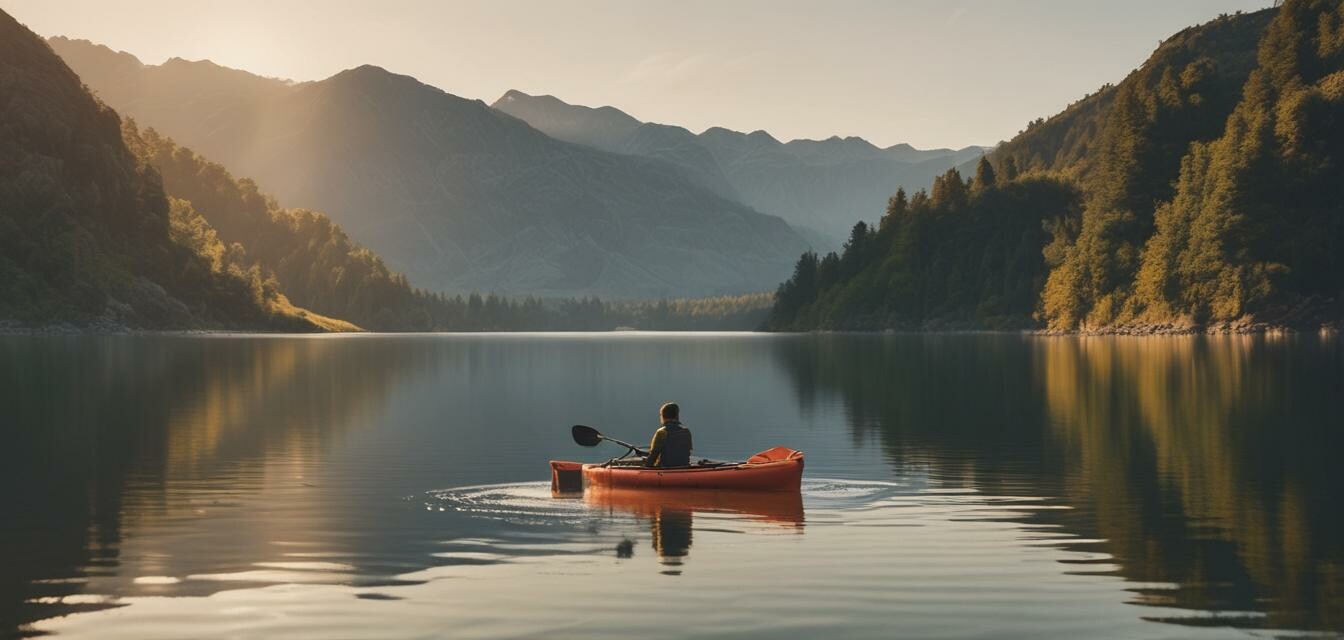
[[551, 446, 803, 493]]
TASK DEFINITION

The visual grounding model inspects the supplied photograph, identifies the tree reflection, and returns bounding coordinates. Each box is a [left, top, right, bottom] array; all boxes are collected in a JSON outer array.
[[775, 333, 1343, 633], [0, 336, 430, 635]]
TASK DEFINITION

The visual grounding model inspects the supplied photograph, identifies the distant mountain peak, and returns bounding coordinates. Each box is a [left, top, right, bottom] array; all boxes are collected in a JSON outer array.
[[333, 63, 395, 79], [45, 35, 143, 72], [497, 88, 530, 102], [325, 64, 437, 95], [46, 35, 138, 59], [490, 89, 640, 124], [493, 88, 558, 106], [788, 134, 881, 152], [747, 129, 781, 144], [162, 57, 231, 72]]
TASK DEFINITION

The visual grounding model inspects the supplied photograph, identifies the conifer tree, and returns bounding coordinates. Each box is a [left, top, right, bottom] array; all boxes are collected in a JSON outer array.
[[973, 156, 997, 191], [881, 188, 909, 230]]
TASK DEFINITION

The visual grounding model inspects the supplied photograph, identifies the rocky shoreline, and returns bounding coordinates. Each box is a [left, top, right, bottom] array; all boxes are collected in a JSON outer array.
[[1041, 321, 1340, 337]]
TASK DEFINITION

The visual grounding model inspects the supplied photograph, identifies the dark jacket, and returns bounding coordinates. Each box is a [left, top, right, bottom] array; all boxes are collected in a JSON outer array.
[[645, 421, 692, 468]]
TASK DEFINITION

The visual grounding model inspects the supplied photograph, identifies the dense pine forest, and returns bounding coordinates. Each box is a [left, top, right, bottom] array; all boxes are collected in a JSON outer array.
[[767, 1, 1343, 333]]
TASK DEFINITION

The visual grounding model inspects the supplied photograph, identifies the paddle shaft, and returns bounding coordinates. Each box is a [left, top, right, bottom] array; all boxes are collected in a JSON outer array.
[[572, 425, 649, 457], [602, 435, 647, 456]]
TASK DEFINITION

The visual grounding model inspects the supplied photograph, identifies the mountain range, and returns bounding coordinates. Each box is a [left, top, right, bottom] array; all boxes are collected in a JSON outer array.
[[1, 12, 777, 331], [492, 90, 989, 242], [48, 38, 811, 299]]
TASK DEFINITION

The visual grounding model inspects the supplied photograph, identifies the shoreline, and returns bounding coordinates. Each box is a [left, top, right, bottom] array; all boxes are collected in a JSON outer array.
[[3, 323, 1338, 338]]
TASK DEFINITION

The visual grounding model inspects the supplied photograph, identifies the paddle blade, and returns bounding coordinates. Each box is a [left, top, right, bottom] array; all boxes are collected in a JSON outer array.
[[572, 425, 603, 447]]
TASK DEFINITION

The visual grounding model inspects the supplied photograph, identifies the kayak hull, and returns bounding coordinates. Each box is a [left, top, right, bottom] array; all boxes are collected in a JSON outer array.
[[552, 446, 803, 493], [584, 487, 804, 526]]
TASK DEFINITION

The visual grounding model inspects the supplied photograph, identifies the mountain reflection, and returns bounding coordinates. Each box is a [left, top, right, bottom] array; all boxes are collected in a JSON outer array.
[[775, 333, 1343, 633], [0, 336, 430, 634]]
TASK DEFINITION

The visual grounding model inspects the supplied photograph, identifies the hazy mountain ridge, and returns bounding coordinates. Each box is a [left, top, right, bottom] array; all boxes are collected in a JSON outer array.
[[49, 41, 811, 299], [493, 89, 743, 201], [492, 90, 989, 241]]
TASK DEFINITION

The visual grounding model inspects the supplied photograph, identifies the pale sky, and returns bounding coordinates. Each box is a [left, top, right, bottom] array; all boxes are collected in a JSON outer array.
[[7, 0, 1270, 148]]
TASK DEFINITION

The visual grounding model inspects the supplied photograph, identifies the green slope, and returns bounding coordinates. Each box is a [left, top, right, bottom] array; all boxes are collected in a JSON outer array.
[[0, 10, 326, 331]]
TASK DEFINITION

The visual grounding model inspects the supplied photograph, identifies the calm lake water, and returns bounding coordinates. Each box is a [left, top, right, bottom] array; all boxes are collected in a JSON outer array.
[[1, 333, 1340, 638]]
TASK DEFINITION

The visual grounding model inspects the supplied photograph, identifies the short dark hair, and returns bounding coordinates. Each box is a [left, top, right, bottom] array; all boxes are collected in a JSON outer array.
[[660, 402, 680, 420]]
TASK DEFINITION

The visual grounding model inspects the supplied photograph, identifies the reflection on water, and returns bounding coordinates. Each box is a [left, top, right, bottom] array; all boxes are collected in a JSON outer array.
[[0, 336, 432, 632], [780, 334, 1343, 634], [582, 488, 805, 569], [428, 484, 804, 573], [1039, 337, 1343, 632], [0, 333, 1340, 638]]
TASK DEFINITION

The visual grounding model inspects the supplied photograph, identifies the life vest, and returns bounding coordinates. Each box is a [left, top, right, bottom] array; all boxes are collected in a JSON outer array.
[[649, 421, 692, 468]]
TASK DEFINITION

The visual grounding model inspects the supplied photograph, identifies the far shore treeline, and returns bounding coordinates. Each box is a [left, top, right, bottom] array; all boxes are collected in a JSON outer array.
[[768, 1, 1342, 333]]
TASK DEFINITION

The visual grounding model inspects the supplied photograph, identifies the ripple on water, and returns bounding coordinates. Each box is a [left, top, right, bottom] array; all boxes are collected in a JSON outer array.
[[31, 478, 1263, 640]]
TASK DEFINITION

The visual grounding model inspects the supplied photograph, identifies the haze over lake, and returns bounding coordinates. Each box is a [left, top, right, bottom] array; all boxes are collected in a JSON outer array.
[[3, 333, 1339, 638]]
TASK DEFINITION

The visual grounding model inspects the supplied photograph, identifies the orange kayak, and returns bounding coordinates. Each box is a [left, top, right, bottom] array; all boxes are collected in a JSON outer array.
[[551, 446, 803, 492]]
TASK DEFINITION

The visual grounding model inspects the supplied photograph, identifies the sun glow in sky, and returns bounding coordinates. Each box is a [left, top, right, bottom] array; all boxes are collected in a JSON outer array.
[[9, 0, 1269, 148]]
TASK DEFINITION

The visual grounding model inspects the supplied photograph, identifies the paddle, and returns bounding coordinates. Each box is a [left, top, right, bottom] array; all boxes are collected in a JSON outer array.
[[572, 425, 648, 457]]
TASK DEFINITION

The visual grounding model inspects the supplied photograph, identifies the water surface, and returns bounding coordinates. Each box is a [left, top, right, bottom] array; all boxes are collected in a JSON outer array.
[[1, 333, 1340, 638]]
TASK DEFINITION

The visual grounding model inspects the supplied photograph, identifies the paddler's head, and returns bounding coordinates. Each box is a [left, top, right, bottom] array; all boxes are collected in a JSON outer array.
[[659, 402, 680, 424]]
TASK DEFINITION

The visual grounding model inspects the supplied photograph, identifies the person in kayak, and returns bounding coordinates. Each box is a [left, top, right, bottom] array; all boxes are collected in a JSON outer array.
[[645, 402, 693, 468]]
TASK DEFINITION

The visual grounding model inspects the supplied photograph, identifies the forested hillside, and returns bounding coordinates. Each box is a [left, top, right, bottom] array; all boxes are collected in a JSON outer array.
[[769, 163, 1080, 330], [767, 2, 1342, 333], [0, 11, 333, 331], [1080, 0, 1344, 330], [125, 125, 441, 330]]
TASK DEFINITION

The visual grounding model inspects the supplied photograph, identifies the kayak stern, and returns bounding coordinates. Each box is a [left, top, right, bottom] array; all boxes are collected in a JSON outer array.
[[550, 460, 584, 493]]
